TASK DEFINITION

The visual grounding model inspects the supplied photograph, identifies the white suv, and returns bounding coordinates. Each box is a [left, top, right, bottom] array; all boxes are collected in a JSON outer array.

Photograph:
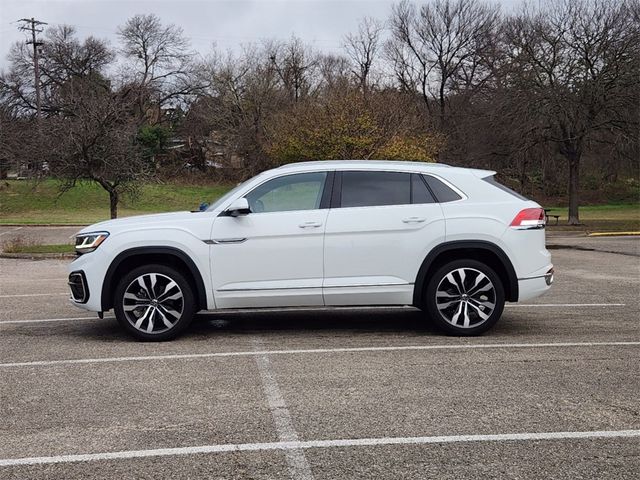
[[69, 161, 553, 341]]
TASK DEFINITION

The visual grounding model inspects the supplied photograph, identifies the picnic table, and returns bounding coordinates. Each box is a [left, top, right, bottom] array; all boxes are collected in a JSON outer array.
[[544, 208, 560, 225]]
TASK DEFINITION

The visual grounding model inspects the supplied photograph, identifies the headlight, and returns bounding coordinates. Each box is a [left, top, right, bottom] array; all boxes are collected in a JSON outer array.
[[75, 231, 109, 254]]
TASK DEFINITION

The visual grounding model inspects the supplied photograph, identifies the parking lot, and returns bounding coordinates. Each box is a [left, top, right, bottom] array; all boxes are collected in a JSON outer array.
[[1, 233, 639, 479]]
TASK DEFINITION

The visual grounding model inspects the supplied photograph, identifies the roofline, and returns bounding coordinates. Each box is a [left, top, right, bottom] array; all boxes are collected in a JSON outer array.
[[275, 160, 451, 170]]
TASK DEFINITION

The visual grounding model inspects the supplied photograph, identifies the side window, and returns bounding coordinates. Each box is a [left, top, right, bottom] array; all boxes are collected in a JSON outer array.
[[423, 175, 462, 202], [340, 171, 411, 208], [411, 174, 436, 204], [245, 172, 327, 213]]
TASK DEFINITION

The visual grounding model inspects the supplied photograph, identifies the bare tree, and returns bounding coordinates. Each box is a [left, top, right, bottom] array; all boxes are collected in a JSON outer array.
[[316, 53, 351, 92], [388, 0, 500, 127], [199, 46, 284, 175], [503, 0, 639, 224], [344, 17, 384, 93], [0, 24, 154, 217], [48, 77, 150, 218], [266, 37, 319, 103], [117, 14, 200, 110]]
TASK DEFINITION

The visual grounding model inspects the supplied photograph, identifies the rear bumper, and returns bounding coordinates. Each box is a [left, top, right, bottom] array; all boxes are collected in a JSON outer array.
[[517, 265, 554, 301]]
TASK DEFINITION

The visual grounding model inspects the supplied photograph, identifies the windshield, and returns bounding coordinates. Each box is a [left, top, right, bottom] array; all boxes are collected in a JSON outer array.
[[206, 180, 250, 212]]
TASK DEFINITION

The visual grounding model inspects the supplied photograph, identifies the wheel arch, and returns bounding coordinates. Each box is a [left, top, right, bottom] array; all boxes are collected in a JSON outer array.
[[101, 246, 208, 312], [413, 241, 518, 306]]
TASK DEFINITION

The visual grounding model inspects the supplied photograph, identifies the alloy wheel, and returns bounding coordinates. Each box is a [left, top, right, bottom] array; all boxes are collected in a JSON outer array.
[[122, 273, 184, 334], [435, 267, 496, 329]]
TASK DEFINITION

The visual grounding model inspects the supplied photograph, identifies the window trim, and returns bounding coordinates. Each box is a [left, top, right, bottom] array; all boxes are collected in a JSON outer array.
[[330, 171, 342, 208]]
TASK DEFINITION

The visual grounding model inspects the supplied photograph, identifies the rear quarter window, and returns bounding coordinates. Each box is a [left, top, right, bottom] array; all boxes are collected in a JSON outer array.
[[423, 175, 462, 203]]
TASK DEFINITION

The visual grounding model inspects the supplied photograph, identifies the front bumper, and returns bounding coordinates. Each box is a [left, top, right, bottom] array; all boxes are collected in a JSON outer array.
[[68, 251, 108, 312]]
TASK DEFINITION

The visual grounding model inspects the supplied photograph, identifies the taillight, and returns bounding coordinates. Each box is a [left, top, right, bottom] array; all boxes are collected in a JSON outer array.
[[510, 208, 545, 229]]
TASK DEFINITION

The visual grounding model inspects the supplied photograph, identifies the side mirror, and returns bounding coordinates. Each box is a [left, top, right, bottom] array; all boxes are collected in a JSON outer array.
[[226, 197, 251, 217]]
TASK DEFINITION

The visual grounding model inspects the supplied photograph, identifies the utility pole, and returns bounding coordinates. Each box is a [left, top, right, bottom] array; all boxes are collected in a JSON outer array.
[[17, 18, 47, 118]]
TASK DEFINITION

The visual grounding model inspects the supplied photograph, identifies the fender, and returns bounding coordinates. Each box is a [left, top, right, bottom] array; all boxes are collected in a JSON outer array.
[[413, 240, 519, 305], [101, 246, 208, 311]]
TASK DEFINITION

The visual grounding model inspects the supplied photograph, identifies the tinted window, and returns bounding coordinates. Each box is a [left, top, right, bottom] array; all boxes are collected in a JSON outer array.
[[340, 171, 410, 208], [245, 172, 327, 213], [424, 175, 462, 202], [411, 174, 436, 204]]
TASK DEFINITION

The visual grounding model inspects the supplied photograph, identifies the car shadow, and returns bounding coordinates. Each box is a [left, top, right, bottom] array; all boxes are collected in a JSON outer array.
[[189, 307, 436, 335], [71, 307, 440, 341], [64, 307, 531, 342]]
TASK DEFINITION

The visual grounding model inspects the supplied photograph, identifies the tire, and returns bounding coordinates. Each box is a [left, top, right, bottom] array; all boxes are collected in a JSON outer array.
[[423, 259, 505, 336], [113, 264, 196, 341]]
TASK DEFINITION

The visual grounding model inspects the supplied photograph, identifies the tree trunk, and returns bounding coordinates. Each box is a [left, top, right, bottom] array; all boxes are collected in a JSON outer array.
[[567, 153, 580, 225], [439, 80, 446, 130], [109, 189, 118, 219]]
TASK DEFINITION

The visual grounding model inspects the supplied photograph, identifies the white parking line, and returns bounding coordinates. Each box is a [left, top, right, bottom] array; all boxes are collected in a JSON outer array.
[[0, 293, 68, 298], [1, 429, 638, 467], [1, 341, 638, 369], [253, 339, 313, 480], [506, 303, 626, 307], [0, 316, 109, 325], [0, 277, 72, 283]]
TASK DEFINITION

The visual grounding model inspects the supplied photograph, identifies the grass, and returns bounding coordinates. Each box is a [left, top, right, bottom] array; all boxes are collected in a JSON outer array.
[[545, 204, 640, 232], [3, 243, 74, 254], [0, 179, 233, 224]]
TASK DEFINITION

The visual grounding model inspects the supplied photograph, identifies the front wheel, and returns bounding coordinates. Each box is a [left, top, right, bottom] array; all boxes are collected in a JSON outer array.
[[423, 259, 505, 336], [113, 264, 196, 341]]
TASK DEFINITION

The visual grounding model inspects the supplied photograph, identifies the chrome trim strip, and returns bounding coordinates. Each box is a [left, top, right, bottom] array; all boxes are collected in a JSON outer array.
[[518, 273, 554, 281], [217, 283, 413, 293], [511, 225, 545, 231], [204, 238, 248, 245]]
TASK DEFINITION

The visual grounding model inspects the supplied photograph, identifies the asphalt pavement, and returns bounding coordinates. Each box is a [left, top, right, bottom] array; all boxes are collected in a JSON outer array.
[[0, 234, 638, 479]]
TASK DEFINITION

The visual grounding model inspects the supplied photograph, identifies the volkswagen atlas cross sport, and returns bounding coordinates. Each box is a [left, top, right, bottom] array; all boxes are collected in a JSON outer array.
[[68, 160, 553, 341]]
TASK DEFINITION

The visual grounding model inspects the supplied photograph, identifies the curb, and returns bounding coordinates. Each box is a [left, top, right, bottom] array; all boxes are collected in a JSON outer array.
[[0, 252, 75, 260], [587, 232, 640, 237]]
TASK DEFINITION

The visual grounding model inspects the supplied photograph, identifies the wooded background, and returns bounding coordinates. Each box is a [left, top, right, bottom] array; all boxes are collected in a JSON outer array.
[[1, 0, 638, 221]]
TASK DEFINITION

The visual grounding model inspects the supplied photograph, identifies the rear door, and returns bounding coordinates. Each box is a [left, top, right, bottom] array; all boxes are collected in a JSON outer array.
[[323, 171, 446, 306]]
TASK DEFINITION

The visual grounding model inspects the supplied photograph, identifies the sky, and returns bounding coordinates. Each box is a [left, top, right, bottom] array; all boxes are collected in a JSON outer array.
[[0, 0, 520, 70]]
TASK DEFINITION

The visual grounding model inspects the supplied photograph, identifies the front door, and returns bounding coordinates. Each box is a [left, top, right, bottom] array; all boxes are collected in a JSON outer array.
[[210, 171, 330, 308]]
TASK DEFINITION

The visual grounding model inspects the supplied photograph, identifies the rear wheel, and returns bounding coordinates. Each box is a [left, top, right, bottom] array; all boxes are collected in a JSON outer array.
[[113, 264, 195, 341], [424, 259, 505, 335]]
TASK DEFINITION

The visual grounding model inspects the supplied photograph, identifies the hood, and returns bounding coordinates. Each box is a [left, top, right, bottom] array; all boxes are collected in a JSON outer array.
[[77, 211, 198, 235]]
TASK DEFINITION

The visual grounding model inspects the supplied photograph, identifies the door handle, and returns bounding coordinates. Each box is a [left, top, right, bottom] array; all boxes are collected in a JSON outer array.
[[402, 217, 427, 223], [298, 221, 323, 229]]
